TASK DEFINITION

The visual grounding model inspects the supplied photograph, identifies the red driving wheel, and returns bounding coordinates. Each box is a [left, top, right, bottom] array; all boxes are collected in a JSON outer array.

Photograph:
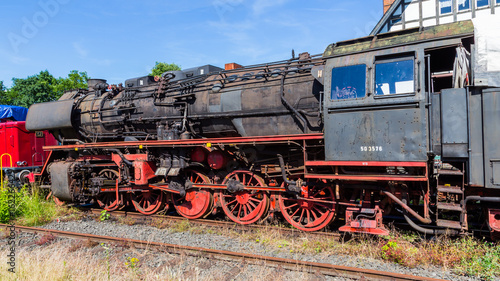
[[219, 171, 269, 225], [172, 170, 213, 219], [131, 189, 164, 215], [279, 182, 336, 231]]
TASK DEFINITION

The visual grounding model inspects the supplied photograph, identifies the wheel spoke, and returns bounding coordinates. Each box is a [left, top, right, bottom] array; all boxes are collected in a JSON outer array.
[[310, 208, 319, 220], [298, 209, 305, 223], [236, 204, 242, 218], [311, 205, 326, 214], [248, 200, 257, 209], [248, 197, 262, 203], [283, 203, 298, 210], [290, 206, 300, 217], [230, 202, 239, 213], [226, 198, 238, 205]]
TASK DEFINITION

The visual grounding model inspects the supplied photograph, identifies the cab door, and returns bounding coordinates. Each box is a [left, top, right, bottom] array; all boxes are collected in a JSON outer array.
[[323, 50, 428, 162]]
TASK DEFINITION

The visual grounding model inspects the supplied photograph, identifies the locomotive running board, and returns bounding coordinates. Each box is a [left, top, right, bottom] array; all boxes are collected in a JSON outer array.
[[43, 133, 324, 150]]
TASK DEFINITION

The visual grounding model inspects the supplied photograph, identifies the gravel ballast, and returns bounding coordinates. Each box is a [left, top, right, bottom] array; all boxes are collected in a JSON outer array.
[[35, 217, 480, 281]]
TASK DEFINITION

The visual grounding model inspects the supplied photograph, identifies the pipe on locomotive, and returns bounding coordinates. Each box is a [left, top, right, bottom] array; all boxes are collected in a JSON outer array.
[[383, 191, 460, 235], [389, 194, 500, 235], [403, 214, 460, 235], [277, 154, 300, 193], [382, 191, 432, 224], [464, 196, 500, 205]]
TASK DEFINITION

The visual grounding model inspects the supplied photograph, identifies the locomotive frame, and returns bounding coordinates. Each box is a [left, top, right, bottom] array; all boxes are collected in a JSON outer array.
[[27, 20, 500, 238]]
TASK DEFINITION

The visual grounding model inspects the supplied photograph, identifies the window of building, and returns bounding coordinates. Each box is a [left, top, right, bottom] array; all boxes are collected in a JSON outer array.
[[331, 65, 366, 100], [477, 0, 489, 7], [375, 58, 415, 96], [440, 0, 453, 14], [458, 0, 471, 10], [390, 16, 402, 25]]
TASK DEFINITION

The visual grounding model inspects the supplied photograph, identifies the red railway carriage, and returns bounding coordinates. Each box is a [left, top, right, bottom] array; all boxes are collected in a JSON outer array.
[[27, 20, 500, 239], [0, 105, 56, 186]]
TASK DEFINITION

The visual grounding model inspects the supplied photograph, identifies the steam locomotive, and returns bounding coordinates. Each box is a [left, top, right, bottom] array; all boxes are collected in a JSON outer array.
[[26, 20, 500, 238]]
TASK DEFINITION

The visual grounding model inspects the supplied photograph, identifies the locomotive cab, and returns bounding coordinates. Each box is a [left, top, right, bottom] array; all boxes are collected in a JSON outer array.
[[321, 19, 500, 236]]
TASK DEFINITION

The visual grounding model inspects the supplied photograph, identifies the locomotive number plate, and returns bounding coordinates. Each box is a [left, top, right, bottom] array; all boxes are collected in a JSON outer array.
[[35, 131, 44, 138], [360, 146, 383, 152]]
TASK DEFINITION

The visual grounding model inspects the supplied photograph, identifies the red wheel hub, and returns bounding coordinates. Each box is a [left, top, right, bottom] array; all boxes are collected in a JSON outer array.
[[235, 192, 250, 205], [298, 199, 311, 209]]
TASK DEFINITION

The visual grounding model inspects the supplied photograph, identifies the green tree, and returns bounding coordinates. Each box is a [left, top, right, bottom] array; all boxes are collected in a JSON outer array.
[[0, 81, 6, 104], [150, 62, 181, 77], [9, 70, 58, 108], [7, 70, 89, 108], [55, 70, 89, 94], [0, 81, 18, 105]]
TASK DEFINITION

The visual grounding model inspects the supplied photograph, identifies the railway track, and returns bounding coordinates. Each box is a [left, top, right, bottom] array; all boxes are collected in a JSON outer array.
[[86, 208, 342, 240], [2, 224, 446, 281]]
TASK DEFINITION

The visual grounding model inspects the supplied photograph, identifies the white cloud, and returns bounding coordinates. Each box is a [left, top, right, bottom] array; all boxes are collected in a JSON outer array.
[[72, 41, 88, 57], [252, 0, 289, 15]]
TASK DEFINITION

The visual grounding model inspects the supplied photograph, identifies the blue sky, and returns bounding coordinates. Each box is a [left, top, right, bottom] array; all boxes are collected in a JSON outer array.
[[0, 0, 382, 87]]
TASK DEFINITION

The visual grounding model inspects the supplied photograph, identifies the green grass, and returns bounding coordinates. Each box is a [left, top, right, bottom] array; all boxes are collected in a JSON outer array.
[[153, 220, 500, 280], [376, 233, 500, 280], [0, 185, 81, 226]]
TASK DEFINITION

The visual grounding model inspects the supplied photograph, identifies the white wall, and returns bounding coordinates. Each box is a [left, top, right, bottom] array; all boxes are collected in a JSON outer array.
[[377, 0, 500, 34]]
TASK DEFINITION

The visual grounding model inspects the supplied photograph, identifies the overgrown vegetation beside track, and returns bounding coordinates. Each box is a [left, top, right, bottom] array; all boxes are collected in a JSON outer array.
[[0, 188, 498, 280], [145, 218, 500, 280], [0, 185, 81, 226]]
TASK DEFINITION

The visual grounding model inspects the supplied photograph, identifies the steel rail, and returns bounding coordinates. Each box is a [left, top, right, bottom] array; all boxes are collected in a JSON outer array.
[[87, 209, 340, 240], [1, 224, 446, 281]]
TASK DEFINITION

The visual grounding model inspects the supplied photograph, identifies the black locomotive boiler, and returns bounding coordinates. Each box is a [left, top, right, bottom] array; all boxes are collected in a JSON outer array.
[[26, 20, 500, 238]]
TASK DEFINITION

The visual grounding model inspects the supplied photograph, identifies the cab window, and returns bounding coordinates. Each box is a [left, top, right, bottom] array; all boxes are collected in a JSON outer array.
[[375, 58, 415, 96], [331, 64, 366, 100]]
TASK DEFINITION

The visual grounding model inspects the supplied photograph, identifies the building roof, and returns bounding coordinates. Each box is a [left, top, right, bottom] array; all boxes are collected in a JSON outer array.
[[370, 0, 404, 36], [371, 0, 500, 36]]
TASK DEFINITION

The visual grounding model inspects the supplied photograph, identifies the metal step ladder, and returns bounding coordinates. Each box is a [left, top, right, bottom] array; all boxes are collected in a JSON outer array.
[[436, 164, 466, 231]]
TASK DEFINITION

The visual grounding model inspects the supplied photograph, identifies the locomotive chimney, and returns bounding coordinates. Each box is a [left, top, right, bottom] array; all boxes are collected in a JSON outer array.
[[383, 0, 396, 14]]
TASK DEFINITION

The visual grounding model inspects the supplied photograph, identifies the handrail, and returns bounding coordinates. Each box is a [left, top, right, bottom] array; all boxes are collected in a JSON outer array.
[[31, 152, 44, 167], [0, 153, 13, 188]]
